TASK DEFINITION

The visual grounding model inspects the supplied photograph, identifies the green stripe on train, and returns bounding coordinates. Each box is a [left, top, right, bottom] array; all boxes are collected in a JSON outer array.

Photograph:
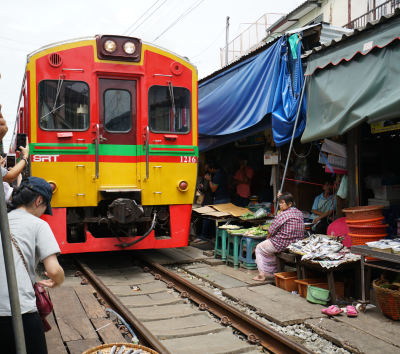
[[31, 143, 198, 156]]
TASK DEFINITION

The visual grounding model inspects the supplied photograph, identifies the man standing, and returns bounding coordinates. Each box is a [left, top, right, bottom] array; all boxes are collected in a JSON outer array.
[[233, 152, 254, 207], [204, 162, 230, 205]]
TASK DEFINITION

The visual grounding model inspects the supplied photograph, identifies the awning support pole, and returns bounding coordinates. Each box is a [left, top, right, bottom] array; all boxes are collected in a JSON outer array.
[[0, 173, 27, 354], [279, 75, 307, 194]]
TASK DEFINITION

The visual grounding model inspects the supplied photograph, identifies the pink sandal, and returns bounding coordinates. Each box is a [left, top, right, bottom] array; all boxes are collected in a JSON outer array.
[[325, 306, 343, 316], [346, 306, 358, 317], [321, 305, 337, 315]]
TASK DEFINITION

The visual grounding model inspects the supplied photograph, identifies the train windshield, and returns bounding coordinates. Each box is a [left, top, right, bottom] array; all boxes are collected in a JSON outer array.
[[38, 80, 89, 130], [148, 85, 191, 133]]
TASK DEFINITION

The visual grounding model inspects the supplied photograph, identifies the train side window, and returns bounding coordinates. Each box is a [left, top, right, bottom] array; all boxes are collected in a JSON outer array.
[[38, 80, 89, 131], [104, 89, 132, 133], [149, 85, 191, 134]]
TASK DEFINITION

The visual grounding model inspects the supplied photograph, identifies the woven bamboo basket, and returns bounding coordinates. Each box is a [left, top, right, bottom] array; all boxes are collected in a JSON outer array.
[[342, 205, 384, 220], [82, 343, 159, 354], [373, 279, 400, 320]]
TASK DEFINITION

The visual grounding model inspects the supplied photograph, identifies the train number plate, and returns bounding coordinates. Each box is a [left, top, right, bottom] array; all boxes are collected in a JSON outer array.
[[180, 156, 197, 163]]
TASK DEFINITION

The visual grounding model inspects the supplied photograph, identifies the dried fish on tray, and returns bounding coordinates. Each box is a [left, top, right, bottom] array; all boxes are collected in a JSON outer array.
[[287, 235, 360, 269]]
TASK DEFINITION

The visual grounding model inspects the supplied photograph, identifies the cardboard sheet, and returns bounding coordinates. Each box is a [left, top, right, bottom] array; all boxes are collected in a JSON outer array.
[[193, 206, 216, 214], [205, 211, 231, 217], [211, 203, 250, 217]]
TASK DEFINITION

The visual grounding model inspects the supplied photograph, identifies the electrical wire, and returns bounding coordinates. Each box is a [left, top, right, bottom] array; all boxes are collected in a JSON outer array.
[[153, 0, 204, 42], [293, 142, 313, 158], [191, 27, 226, 59], [122, 0, 160, 35], [0, 36, 41, 46], [0, 45, 31, 52], [127, 0, 170, 37], [139, 0, 186, 35]]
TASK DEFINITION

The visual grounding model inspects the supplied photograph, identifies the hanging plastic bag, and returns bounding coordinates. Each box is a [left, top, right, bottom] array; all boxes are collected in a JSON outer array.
[[290, 156, 310, 182]]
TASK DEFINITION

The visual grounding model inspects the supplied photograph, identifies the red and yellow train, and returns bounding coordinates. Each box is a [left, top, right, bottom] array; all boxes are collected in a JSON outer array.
[[11, 35, 198, 253]]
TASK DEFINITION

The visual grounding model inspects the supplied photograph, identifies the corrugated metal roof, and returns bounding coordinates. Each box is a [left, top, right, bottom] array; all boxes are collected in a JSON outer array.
[[302, 7, 400, 59]]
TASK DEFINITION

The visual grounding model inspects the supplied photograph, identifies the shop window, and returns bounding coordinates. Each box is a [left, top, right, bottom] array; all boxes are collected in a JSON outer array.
[[148, 85, 191, 134], [38, 80, 89, 131], [104, 89, 132, 132]]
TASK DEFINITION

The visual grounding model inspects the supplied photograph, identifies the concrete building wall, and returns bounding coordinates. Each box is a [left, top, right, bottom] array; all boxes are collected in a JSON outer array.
[[286, 0, 368, 31]]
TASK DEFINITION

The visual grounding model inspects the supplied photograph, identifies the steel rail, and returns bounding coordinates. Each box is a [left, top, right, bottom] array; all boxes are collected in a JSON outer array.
[[137, 257, 314, 354], [74, 257, 171, 354]]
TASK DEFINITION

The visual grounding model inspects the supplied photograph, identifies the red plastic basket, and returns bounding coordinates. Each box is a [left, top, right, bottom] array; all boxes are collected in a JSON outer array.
[[349, 233, 386, 246], [343, 205, 384, 220], [348, 224, 388, 235], [346, 216, 385, 226]]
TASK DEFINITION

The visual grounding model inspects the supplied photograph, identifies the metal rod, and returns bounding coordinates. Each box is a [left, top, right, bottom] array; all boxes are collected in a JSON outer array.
[[225, 16, 230, 66], [94, 124, 99, 179], [146, 126, 149, 179], [0, 172, 27, 354], [279, 76, 307, 193]]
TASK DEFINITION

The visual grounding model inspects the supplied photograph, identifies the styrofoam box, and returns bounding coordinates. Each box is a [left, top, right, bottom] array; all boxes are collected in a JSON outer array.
[[373, 185, 400, 200]]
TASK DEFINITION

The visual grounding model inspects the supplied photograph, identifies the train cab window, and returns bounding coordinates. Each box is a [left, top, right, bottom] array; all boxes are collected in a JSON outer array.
[[104, 89, 132, 132], [149, 86, 191, 134], [38, 80, 89, 130]]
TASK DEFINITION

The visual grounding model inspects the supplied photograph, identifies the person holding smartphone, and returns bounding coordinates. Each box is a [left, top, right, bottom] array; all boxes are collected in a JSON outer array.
[[232, 152, 254, 207], [1, 137, 29, 185]]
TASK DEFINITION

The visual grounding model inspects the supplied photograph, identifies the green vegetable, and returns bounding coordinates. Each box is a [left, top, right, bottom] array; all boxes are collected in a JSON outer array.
[[240, 212, 255, 219]]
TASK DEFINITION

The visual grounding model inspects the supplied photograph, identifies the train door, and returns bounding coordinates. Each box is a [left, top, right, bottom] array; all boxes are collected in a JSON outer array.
[[98, 79, 137, 189]]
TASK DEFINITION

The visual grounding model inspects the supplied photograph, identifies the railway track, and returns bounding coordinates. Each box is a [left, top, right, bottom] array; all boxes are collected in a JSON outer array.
[[74, 256, 314, 354]]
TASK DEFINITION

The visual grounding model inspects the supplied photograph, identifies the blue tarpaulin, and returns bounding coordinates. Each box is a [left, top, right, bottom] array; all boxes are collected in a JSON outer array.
[[271, 34, 306, 146], [198, 37, 284, 152], [198, 35, 306, 152]]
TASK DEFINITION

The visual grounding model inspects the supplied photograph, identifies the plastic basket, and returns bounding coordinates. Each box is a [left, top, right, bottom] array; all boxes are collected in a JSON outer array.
[[373, 279, 400, 320], [82, 343, 158, 354], [349, 233, 386, 246], [346, 216, 385, 226], [274, 271, 298, 292], [343, 205, 384, 220], [348, 224, 388, 235]]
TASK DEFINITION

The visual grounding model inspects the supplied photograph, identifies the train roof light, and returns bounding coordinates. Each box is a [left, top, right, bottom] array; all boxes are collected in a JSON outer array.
[[104, 40, 117, 53], [123, 41, 136, 55]]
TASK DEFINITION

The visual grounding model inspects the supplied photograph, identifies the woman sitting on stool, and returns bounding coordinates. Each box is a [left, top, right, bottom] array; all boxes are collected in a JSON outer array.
[[253, 192, 305, 281]]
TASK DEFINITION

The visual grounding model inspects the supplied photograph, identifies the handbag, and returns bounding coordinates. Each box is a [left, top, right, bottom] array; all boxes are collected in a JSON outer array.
[[10, 233, 53, 332]]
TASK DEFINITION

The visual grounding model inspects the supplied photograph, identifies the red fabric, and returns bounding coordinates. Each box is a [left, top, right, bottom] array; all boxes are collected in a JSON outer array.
[[268, 207, 305, 252], [234, 166, 254, 198]]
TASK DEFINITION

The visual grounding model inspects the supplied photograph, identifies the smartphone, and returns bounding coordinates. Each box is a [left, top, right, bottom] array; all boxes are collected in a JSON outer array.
[[6, 154, 16, 169], [16, 133, 27, 152], [243, 160, 247, 166]]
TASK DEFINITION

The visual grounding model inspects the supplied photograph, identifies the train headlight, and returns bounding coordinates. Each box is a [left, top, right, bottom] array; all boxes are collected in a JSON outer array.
[[177, 180, 188, 192], [104, 40, 117, 53], [48, 181, 58, 193], [123, 41, 136, 55]]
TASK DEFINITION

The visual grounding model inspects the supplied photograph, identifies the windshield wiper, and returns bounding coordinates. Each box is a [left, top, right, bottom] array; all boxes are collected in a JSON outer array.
[[167, 81, 176, 118], [39, 75, 65, 121]]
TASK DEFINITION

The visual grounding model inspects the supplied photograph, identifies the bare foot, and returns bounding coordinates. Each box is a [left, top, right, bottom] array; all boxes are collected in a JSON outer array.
[[252, 274, 266, 281]]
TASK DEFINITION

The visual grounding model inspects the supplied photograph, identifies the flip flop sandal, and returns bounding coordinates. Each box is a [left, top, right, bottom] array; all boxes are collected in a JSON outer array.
[[346, 305, 358, 317], [321, 305, 337, 315], [326, 306, 344, 316]]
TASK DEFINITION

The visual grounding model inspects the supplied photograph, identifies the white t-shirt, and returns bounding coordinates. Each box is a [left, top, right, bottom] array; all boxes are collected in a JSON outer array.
[[0, 209, 61, 316], [1, 166, 7, 177]]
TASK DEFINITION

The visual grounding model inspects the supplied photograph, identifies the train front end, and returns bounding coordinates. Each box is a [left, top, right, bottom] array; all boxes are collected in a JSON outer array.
[[18, 35, 198, 253]]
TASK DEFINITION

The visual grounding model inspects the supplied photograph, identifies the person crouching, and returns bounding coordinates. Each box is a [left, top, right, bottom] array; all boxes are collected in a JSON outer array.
[[253, 192, 305, 281]]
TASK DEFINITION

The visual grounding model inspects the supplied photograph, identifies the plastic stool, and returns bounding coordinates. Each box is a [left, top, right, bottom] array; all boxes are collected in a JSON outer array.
[[226, 234, 242, 269], [214, 229, 229, 261], [239, 237, 262, 269]]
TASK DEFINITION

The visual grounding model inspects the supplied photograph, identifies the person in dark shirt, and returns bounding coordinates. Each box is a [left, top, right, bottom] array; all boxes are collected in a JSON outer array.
[[204, 162, 230, 204]]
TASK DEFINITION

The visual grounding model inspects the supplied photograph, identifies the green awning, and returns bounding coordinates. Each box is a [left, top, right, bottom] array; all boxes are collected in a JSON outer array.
[[302, 15, 400, 143]]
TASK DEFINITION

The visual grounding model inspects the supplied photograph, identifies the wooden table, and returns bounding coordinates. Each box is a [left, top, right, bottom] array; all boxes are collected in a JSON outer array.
[[300, 259, 361, 305], [276, 251, 303, 279], [351, 245, 400, 303]]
